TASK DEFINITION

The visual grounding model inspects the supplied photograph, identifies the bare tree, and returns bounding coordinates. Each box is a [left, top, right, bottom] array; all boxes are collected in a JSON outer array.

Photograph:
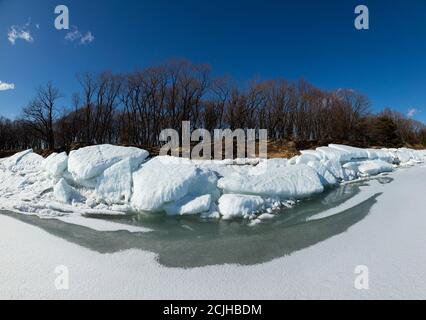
[[23, 82, 61, 150]]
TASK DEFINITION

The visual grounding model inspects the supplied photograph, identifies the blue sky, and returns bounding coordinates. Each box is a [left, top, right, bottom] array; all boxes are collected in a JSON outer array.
[[0, 0, 425, 122]]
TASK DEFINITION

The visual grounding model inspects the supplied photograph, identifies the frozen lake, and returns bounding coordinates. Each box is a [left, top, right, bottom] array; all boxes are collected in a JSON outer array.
[[1, 176, 391, 268], [1, 166, 426, 299]]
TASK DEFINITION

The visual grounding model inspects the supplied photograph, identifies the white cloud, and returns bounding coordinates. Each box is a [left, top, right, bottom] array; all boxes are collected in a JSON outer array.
[[407, 108, 418, 118], [65, 26, 95, 45], [64, 27, 80, 42], [80, 31, 94, 45], [0, 81, 15, 91], [7, 20, 34, 45]]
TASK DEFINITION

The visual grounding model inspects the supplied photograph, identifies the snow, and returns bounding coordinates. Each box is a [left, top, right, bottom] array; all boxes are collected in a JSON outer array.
[[2, 149, 34, 171], [57, 215, 151, 233]]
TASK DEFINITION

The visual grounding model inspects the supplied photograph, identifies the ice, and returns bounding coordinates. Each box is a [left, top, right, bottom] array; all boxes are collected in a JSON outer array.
[[300, 150, 324, 160], [395, 149, 412, 164], [218, 194, 266, 219], [257, 213, 276, 220], [0, 144, 425, 221], [218, 164, 324, 199], [365, 149, 394, 162], [131, 156, 217, 212], [342, 162, 360, 181], [54, 178, 83, 204], [322, 159, 346, 181], [316, 146, 352, 163], [357, 160, 394, 176], [95, 158, 132, 205], [164, 194, 212, 216], [42, 152, 68, 178], [306, 161, 338, 186], [68, 144, 149, 182], [291, 153, 322, 165], [329, 144, 369, 160]]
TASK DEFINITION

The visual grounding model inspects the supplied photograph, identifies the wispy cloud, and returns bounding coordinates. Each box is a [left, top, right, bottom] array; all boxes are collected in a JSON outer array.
[[407, 108, 419, 118], [7, 20, 34, 45], [65, 26, 95, 45], [0, 81, 15, 91], [80, 31, 94, 45]]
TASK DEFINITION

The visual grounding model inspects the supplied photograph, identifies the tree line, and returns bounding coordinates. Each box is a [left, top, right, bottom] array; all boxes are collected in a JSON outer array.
[[1, 60, 425, 154]]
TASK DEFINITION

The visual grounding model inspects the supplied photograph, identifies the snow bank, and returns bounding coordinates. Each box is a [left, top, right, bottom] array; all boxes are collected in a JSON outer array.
[[2, 149, 34, 171], [0, 144, 425, 222]]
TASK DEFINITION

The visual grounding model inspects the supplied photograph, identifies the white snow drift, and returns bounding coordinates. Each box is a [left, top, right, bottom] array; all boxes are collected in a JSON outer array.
[[0, 143, 425, 221]]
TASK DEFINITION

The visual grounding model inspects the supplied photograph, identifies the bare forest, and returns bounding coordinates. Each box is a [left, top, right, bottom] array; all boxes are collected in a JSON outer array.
[[1, 60, 425, 157]]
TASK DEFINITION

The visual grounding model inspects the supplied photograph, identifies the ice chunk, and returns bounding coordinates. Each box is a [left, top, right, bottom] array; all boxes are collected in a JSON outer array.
[[164, 194, 212, 216], [329, 144, 369, 160], [257, 213, 276, 220], [54, 178, 82, 204], [300, 150, 324, 160], [248, 158, 288, 176], [322, 159, 345, 181], [342, 162, 360, 181], [95, 158, 132, 205], [189, 168, 221, 201], [218, 194, 265, 219], [294, 153, 323, 165], [316, 147, 352, 163], [307, 161, 337, 186], [42, 152, 68, 177], [131, 156, 202, 212], [358, 160, 394, 176], [68, 144, 149, 181], [218, 164, 324, 199]]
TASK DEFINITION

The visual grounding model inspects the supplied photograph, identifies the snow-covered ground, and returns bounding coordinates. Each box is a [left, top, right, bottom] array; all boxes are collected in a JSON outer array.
[[1, 164, 426, 299]]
